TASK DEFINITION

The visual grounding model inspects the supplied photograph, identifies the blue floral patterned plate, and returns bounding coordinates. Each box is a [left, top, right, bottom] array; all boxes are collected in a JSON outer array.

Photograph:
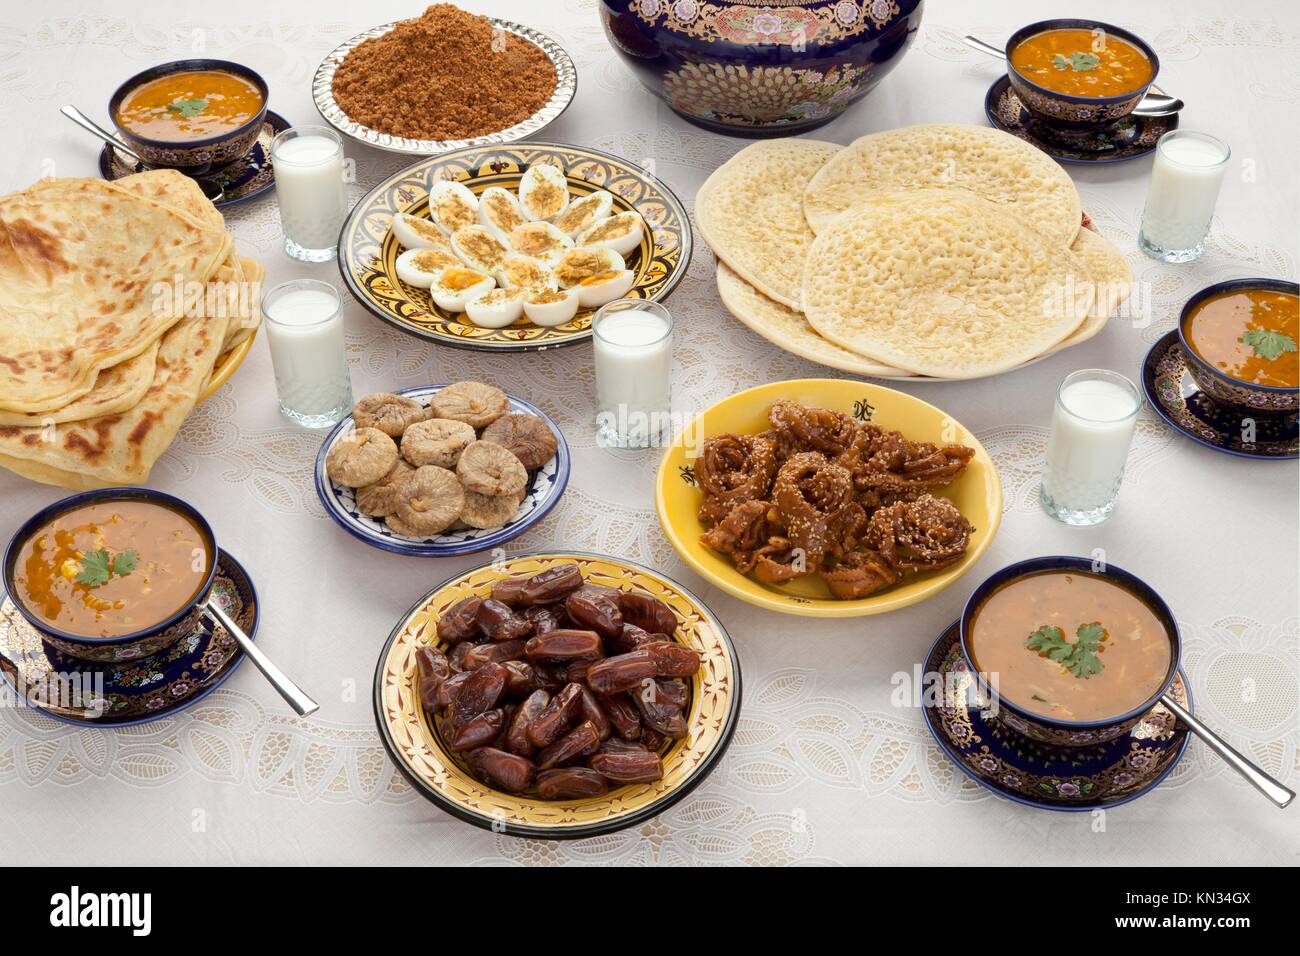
[[1142, 331, 1298, 460], [0, 549, 257, 726], [314, 385, 570, 557], [922, 621, 1191, 810], [985, 76, 1176, 165]]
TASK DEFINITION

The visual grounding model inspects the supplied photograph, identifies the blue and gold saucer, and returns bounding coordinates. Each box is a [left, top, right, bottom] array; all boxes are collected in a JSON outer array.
[[985, 76, 1176, 165], [1143, 330, 1299, 460], [922, 621, 1190, 810], [0, 549, 258, 726], [98, 111, 288, 209]]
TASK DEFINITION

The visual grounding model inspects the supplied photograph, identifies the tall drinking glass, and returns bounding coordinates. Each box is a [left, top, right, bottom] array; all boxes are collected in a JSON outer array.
[[1040, 369, 1141, 526], [262, 279, 353, 428], [270, 126, 348, 262], [1138, 130, 1230, 263], [592, 299, 674, 449]]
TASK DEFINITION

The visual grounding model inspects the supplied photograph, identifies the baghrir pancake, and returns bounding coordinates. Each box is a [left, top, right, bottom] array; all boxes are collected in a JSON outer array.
[[802, 123, 1082, 248], [695, 138, 840, 310], [801, 188, 1095, 378]]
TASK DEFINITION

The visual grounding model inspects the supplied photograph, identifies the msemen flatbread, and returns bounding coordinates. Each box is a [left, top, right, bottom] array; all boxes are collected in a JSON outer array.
[[0, 342, 159, 427], [803, 124, 1082, 248], [0, 177, 231, 413], [801, 189, 1094, 378], [0, 291, 233, 488], [716, 262, 910, 378], [696, 139, 841, 310], [1044, 227, 1131, 356]]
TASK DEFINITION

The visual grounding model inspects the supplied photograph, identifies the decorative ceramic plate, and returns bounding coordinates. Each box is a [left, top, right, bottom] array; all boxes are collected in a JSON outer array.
[[312, 18, 576, 156], [337, 142, 692, 351], [0, 549, 257, 727], [922, 621, 1190, 810], [373, 552, 741, 838], [655, 379, 1003, 618], [1142, 331, 1298, 460], [985, 76, 1177, 165], [98, 111, 288, 208], [314, 385, 570, 556]]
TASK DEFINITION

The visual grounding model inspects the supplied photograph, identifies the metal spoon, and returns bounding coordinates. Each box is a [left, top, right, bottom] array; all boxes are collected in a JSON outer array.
[[206, 602, 319, 718], [962, 36, 1184, 117], [1159, 693, 1293, 809], [59, 104, 226, 203]]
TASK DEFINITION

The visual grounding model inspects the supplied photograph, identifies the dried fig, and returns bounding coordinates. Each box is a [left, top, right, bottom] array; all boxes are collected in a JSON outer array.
[[430, 381, 509, 428], [456, 441, 528, 498], [395, 465, 465, 535], [480, 413, 558, 470], [401, 417, 476, 468], [326, 427, 399, 487], [354, 460, 414, 517], [352, 392, 429, 437], [460, 489, 524, 530]]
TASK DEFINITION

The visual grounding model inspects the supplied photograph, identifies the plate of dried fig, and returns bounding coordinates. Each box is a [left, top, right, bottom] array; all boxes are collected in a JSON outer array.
[[315, 383, 569, 556]]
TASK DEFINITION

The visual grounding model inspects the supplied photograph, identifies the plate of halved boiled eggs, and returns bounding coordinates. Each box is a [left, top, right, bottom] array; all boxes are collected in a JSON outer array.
[[338, 143, 693, 351]]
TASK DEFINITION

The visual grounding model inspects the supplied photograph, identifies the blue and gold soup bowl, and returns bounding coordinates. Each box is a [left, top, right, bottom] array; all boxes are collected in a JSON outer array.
[[3, 488, 218, 663], [958, 556, 1180, 747], [108, 58, 269, 175], [1006, 19, 1159, 130], [1178, 278, 1299, 414]]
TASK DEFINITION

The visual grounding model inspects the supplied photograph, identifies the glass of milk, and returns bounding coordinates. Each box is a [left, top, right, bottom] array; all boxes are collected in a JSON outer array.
[[1138, 130, 1230, 263], [270, 126, 348, 262], [591, 299, 674, 449], [261, 279, 353, 428], [1040, 369, 1141, 526]]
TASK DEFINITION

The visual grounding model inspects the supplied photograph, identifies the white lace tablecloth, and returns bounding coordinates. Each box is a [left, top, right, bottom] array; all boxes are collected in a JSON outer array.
[[1, 0, 1296, 866]]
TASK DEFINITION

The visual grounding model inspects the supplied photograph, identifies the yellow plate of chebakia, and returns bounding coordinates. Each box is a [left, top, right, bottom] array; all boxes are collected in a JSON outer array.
[[373, 552, 740, 838], [656, 379, 1003, 618], [338, 143, 691, 352]]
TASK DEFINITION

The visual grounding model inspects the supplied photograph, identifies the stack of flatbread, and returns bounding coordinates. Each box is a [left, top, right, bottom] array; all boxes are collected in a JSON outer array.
[[696, 124, 1132, 380], [0, 169, 262, 489]]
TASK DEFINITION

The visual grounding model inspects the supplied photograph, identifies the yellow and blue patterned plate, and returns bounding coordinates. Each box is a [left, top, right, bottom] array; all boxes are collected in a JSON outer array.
[[373, 551, 741, 838], [337, 143, 692, 351]]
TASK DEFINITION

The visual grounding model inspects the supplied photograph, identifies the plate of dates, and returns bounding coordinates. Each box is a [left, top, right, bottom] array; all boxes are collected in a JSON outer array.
[[373, 551, 741, 838]]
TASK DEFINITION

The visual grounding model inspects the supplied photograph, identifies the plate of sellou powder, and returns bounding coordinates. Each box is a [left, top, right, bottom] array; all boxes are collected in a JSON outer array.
[[313, 3, 577, 154]]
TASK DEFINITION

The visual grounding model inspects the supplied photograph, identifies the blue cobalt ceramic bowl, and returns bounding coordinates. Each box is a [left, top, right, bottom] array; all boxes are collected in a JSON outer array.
[[599, 0, 924, 136], [1006, 19, 1159, 130], [2, 488, 219, 664], [1177, 278, 1299, 414], [959, 556, 1181, 747], [108, 58, 270, 175], [315, 386, 570, 557]]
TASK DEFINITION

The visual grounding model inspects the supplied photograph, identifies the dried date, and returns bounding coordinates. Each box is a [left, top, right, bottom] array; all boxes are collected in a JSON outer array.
[[586, 648, 656, 695], [467, 748, 535, 793], [475, 599, 533, 641], [536, 720, 601, 771], [564, 587, 623, 638], [643, 641, 701, 678], [536, 767, 610, 800], [451, 662, 508, 725], [519, 564, 584, 605], [437, 596, 483, 643], [505, 689, 550, 756], [588, 750, 663, 784], [526, 682, 583, 748], [618, 590, 677, 636], [447, 708, 504, 750], [524, 629, 603, 661]]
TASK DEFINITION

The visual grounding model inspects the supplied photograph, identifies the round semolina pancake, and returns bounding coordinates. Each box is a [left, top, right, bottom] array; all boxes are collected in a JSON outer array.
[[716, 262, 911, 378], [801, 189, 1095, 379], [696, 138, 841, 310], [803, 124, 1082, 248], [1044, 227, 1132, 356]]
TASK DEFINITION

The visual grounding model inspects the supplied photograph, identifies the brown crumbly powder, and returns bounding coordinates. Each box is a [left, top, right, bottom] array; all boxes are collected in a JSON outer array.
[[332, 4, 558, 140]]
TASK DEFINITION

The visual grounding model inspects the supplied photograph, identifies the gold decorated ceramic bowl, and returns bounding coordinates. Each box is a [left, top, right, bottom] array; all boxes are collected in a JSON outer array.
[[373, 551, 741, 838], [656, 379, 1003, 618], [337, 142, 691, 352]]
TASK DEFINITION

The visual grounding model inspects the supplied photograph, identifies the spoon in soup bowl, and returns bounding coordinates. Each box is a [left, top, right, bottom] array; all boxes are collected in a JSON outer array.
[[59, 104, 226, 203], [962, 36, 1185, 117], [1158, 694, 1293, 808]]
